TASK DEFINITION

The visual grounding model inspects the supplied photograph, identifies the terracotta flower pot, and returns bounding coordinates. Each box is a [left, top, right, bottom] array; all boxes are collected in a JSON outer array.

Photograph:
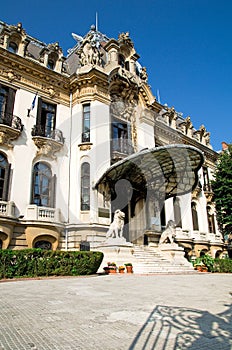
[[126, 266, 133, 273]]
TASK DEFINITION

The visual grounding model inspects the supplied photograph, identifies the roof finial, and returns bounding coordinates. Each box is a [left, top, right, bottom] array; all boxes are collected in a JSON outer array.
[[96, 12, 98, 32]]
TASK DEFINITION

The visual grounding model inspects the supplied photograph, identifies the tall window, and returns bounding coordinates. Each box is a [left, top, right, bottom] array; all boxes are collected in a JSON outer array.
[[191, 202, 199, 231], [112, 120, 132, 154], [173, 197, 182, 228], [32, 162, 55, 207], [81, 162, 90, 211], [0, 153, 11, 201], [0, 84, 16, 126], [35, 99, 56, 137], [82, 104, 90, 142]]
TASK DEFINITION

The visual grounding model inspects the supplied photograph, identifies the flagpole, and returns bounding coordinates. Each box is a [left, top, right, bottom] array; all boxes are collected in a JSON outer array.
[[96, 12, 98, 31]]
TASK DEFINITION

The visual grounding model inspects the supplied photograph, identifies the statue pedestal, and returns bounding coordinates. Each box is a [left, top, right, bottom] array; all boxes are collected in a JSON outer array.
[[158, 243, 193, 268], [92, 238, 135, 273]]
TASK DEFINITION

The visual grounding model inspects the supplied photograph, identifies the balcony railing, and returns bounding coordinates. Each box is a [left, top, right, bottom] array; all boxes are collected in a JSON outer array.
[[31, 125, 64, 144], [26, 205, 62, 223], [0, 201, 16, 218], [112, 138, 134, 155], [0, 112, 23, 131]]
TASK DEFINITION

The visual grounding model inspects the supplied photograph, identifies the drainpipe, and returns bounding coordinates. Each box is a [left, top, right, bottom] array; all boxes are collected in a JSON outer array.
[[65, 91, 73, 250]]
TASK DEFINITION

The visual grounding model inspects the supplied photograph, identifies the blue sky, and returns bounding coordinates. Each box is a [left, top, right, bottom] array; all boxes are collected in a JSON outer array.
[[1, 0, 231, 151]]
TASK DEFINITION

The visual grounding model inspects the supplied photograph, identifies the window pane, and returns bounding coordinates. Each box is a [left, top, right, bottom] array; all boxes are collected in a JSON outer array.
[[81, 162, 90, 211], [8, 42, 18, 53], [32, 162, 52, 207], [82, 104, 90, 142]]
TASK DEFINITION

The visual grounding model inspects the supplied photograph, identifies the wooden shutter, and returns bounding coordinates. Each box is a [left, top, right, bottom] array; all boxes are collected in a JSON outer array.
[[2, 163, 11, 201], [36, 97, 42, 125], [6, 88, 16, 117], [50, 174, 56, 208]]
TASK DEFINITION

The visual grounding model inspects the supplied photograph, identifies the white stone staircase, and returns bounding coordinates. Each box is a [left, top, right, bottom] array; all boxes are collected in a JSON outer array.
[[132, 245, 196, 274]]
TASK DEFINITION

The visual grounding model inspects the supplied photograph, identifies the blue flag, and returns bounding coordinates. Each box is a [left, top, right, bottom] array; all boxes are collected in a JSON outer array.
[[31, 92, 38, 110]]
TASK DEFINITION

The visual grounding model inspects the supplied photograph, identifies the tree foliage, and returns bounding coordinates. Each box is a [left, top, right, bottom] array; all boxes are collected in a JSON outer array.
[[211, 144, 232, 239]]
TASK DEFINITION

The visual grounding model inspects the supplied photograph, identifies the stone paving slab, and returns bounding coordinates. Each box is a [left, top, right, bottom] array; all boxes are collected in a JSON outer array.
[[0, 273, 231, 350]]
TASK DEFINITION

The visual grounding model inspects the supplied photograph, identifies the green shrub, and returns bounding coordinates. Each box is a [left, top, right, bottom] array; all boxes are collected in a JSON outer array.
[[0, 249, 103, 279], [192, 254, 232, 273], [213, 258, 232, 273]]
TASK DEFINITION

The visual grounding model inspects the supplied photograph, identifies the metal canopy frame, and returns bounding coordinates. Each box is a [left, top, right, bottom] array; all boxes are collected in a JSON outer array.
[[94, 144, 204, 200]]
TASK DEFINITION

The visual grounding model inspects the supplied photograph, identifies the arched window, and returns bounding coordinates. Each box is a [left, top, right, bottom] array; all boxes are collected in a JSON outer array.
[[173, 197, 182, 228], [8, 41, 18, 53], [0, 153, 11, 201], [81, 162, 90, 211], [31, 162, 55, 207], [191, 202, 199, 230]]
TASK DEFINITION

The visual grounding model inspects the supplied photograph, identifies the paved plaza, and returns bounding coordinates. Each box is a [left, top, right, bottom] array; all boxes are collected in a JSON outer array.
[[0, 273, 231, 350]]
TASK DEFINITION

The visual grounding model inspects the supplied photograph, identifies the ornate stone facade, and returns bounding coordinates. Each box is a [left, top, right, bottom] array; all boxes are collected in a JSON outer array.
[[0, 20, 225, 259]]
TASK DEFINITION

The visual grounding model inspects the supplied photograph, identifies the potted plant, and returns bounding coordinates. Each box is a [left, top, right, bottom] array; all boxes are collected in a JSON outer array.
[[124, 263, 133, 273], [103, 266, 110, 274], [107, 262, 117, 274], [118, 266, 125, 273], [193, 257, 208, 272]]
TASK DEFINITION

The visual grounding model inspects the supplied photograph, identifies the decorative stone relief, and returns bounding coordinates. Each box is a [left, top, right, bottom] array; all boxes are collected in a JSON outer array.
[[77, 28, 104, 67], [32, 137, 63, 159], [140, 67, 148, 83], [118, 32, 134, 48], [0, 68, 21, 82]]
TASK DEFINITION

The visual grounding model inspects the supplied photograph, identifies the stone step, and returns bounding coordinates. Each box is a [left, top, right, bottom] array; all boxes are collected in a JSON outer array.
[[131, 244, 194, 274]]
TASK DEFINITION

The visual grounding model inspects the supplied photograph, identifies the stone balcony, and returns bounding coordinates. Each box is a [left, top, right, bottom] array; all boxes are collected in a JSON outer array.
[[31, 126, 64, 159], [0, 200, 16, 218], [25, 205, 62, 223], [0, 112, 23, 148]]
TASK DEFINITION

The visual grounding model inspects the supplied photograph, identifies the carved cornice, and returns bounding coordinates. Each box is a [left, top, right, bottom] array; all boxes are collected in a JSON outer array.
[[70, 68, 110, 104], [155, 121, 218, 164], [0, 48, 70, 105]]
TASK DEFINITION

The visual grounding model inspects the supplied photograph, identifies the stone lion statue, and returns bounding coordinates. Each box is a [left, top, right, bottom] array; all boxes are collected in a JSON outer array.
[[159, 220, 176, 244], [106, 209, 125, 239]]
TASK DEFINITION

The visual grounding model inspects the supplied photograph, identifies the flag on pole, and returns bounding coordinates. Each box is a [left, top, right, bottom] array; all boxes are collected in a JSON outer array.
[[31, 92, 38, 110]]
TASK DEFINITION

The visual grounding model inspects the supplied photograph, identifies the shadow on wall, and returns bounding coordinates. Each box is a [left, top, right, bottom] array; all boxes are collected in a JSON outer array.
[[128, 302, 232, 350]]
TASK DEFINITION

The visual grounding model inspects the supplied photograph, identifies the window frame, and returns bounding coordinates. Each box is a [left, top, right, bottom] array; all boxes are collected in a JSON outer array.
[[0, 84, 16, 125], [81, 103, 91, 143], [80, 162, 90, 211], [0, 152, 11, 201], [31, 162, 55, 208], [36, 98, 56, 137]]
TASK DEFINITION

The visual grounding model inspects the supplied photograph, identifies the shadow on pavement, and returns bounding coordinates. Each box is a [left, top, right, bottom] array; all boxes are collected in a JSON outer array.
[[128, 302, 232, 350]]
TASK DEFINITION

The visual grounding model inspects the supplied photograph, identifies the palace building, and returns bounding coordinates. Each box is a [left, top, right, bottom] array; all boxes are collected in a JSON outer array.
[[0, 21, 225, 261]]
